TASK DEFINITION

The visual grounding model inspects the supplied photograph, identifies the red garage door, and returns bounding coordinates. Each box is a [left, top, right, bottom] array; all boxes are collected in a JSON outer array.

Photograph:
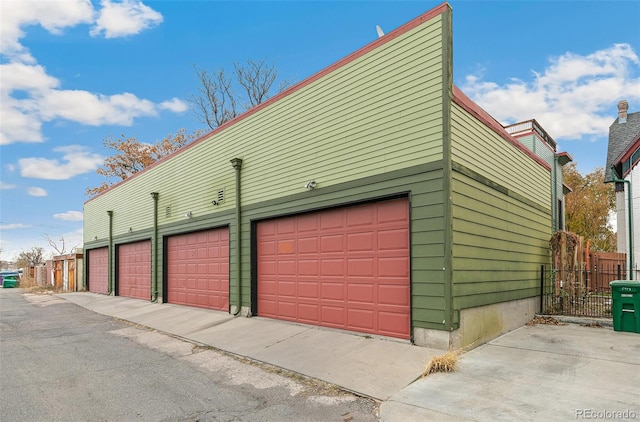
[[117, 240, 151, 300], [167, 228, 229, 311], [257, 198, 410, 339], [88, 247, 109, 294]]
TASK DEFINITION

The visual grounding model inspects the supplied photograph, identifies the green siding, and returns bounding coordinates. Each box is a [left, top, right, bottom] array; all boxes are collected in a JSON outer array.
[[242, 164, 447, 330], [83, 159, 236, 243], [451, 168, 552, 310], [450, 103, 550, 209], [84, 13, 446, 245], [517, 134, 555, 167]]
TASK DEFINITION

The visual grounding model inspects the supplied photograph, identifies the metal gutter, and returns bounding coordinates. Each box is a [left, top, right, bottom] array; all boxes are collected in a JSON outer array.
[[230, 158, 243, 315], [107, 210, 113, 294], [150, 192, 159, 302]]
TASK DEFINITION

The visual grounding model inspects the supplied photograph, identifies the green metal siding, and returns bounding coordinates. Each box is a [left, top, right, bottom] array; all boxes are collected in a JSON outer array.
[[243, 164, 447, 331], [450, 103, 550, 209], [451, 167, 552, 310]]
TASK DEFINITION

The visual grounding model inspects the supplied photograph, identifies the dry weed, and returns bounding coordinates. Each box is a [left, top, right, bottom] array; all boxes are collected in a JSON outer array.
[[422, 349, 461, 377], [16, 276, 60, 294], [526, 316, 566, 326]]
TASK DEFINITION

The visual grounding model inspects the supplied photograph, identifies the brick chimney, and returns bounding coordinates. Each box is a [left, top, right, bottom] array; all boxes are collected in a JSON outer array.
[[618, 100, 628, 123]]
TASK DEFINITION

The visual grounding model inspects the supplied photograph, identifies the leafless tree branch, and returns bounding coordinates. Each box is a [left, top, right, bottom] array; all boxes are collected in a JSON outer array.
[[189, 59, 290, 130]]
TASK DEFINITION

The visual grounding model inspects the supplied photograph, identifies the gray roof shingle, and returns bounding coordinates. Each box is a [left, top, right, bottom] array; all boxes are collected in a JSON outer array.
[[605, 111, 640, 182]]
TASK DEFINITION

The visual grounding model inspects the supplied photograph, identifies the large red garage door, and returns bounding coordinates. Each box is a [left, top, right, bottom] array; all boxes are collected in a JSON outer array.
[[257, 198, 410, 339], [117, 240, 151, 300], [167, 228, 229, 311], [88, 247, 108, 294]]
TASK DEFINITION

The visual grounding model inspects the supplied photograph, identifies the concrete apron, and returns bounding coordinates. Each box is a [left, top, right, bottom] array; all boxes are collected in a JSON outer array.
[[58, 292, 441, 401], [381, 323, 640, 421]]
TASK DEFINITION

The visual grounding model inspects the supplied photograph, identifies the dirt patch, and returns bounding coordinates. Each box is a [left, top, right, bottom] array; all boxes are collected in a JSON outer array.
[[526, 316, 567, 326]]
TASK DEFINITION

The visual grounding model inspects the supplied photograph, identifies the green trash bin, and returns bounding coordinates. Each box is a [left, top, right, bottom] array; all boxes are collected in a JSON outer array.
[[2, 276, 18, 288], [610, 280, 640, 334]]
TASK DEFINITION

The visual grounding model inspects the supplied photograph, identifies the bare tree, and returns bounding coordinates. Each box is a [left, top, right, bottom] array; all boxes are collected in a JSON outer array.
[[235, 59, 278, 107], [46, 234, 66, 255], [45, 234, 79, 256], [16, 247, 44, 267], [190, 59, 291, 130], [191, 66, 238, 129]]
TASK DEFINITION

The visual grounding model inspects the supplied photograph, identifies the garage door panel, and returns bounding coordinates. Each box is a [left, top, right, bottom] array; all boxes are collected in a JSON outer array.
[[378, 200, 409, 223], [348, 308, 375, 329], [378, 257, 410, 277], [322, 305, 345, 325], [321, 282, 345, 300], [88, 247, 109, 294], [298, 259, 318, 276], [167, 227, 229, 311], [320, 210, 343, 229], [258, 198, 410, 339], [321, 259, 344, 275], [298, 304, 319, 322], [347, 207, 375, 227], [298, 281, 318, 298], [379, 284, 410, 306], [321, 235, 344, 252], [277, 219, 295, 234], [348, 283, 375, 302], [118, 241, 151, 300], [378, 228, 409, 250], [347, 232, 374, 251], [298, 237, 318, 253], [297, 214, 318, 232], [378, 312, 410, 334], [348, 258, 375, 276], [278, 301, 297, 318]]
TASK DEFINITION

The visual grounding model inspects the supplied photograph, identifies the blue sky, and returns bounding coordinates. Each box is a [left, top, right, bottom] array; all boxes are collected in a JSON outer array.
[[1, 0, 639, 261]]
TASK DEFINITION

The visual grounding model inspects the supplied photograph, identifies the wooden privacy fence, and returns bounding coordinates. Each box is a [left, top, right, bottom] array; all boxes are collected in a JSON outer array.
[[52, 252, 84, 291]]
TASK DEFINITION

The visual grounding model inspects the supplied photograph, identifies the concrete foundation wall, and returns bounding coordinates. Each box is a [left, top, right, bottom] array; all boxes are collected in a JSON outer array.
[[413, 297, 539, 350]]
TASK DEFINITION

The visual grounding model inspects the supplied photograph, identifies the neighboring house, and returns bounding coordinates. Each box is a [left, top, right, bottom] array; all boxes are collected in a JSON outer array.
[[505, 120, 573, 232], [605, 100, 640, 280], [83, 3, 565, 349]]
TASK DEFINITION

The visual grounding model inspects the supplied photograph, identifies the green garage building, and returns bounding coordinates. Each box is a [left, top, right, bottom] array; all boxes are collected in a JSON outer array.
[[83, 3, 563, 349]]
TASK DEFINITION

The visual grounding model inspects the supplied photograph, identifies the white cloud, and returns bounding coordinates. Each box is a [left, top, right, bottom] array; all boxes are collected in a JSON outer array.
[[19, 145, 104, 180], [0, 0, 95, 63], [53, 211, 83, 221], [91, 0, 163, 39], [0, 181, 17, 190], [38, 90, 158, 126], [461, 44, 640, 140], [0, 223, 30, 230], [28, 187, 48, 197], [0, 0, 184, 146], [159, 98, 189, 113]]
